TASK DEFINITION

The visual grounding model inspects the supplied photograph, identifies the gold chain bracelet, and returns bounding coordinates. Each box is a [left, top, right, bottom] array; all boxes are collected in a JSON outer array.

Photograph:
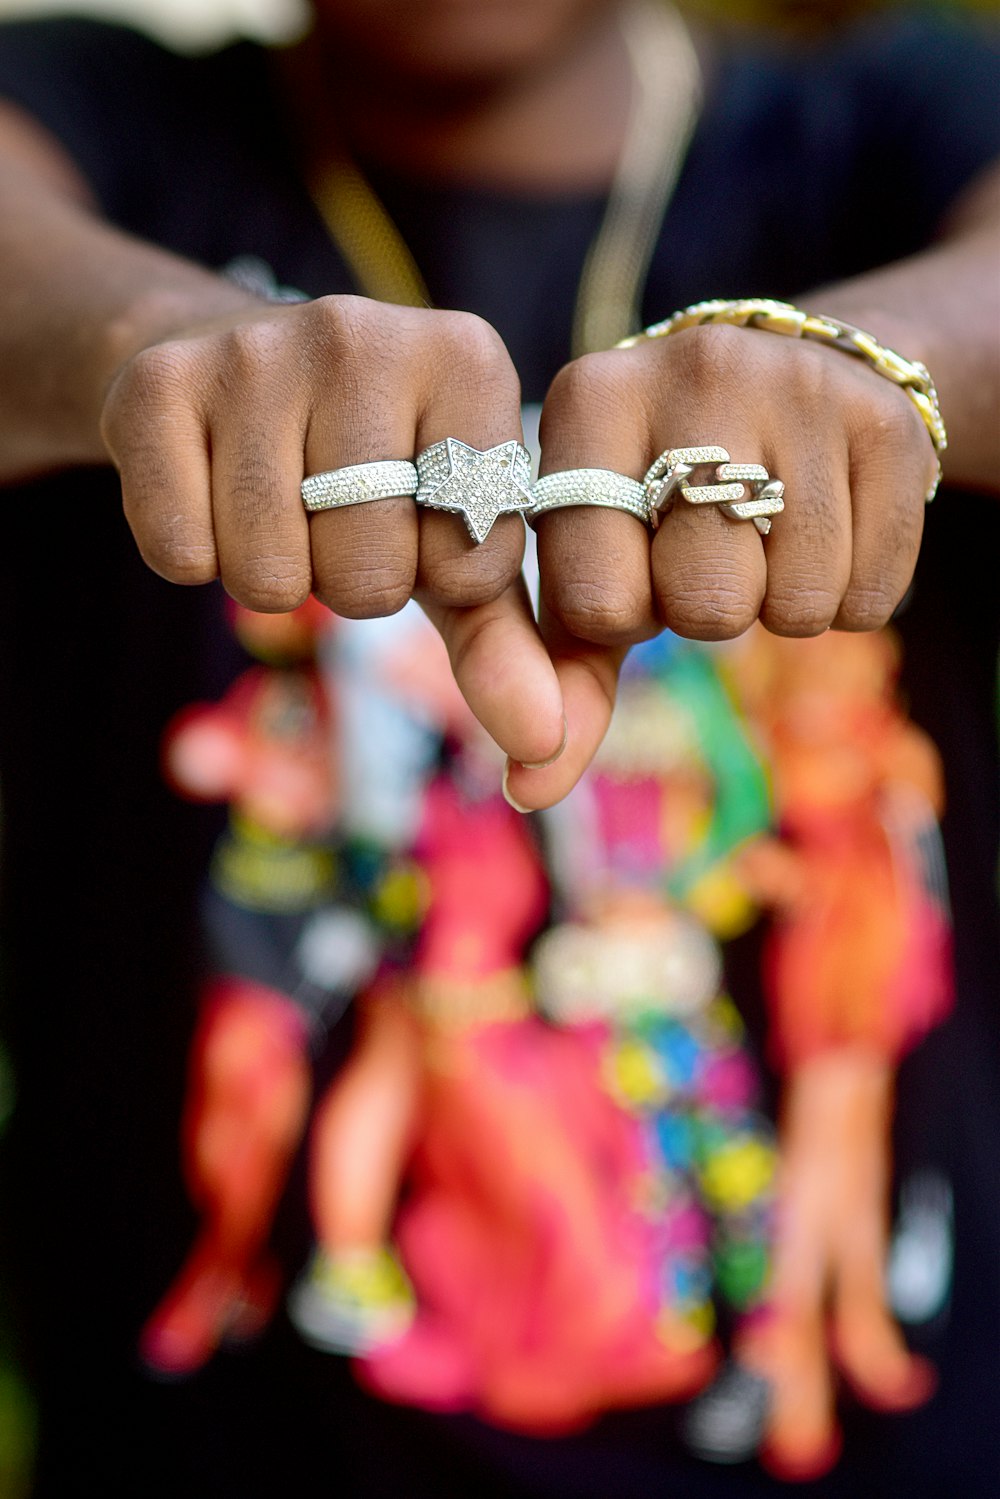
[[617, 297, 946, 500]]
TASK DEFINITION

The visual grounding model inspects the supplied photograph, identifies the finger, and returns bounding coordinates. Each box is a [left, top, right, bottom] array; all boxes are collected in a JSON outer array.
[[103, 345, 218, 586], [414, 312, 526, 609], [211, 412, 313, 613], [833, 405, 931, 631], [304, 370, 419, 619], [503, 601, 627, 811], [308, 494, 419, 619], [651, 434, 767, 641], [535, 351, 657, 645], [187, 321, 312, 611], [418, 576, 565, 769], [758, 435, 852, 637], [208, 312, 418, 615]]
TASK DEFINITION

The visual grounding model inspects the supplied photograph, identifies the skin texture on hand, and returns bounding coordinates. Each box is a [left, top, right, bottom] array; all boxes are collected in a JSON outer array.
[[99, 294, 568, 775], [505, 321, 940, 809], [99, 293, 948, 811]]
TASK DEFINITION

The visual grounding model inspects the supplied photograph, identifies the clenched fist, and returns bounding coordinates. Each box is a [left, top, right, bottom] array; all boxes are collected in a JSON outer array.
[[100, 294, 939, 811]]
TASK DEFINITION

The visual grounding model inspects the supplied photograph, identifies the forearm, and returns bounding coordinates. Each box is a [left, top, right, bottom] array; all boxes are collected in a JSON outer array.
[[0, 143, 265, 481], [806, 163, 1000, 493]]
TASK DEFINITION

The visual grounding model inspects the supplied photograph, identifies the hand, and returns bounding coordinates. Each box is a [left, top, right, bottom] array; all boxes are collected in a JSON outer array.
[[100, 294, 569, 774], [506, 322, 938, 809]]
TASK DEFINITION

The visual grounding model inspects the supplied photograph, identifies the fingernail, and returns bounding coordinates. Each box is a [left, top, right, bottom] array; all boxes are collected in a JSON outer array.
[[518, 715, 568, 771], [501, 758, 533, 815]]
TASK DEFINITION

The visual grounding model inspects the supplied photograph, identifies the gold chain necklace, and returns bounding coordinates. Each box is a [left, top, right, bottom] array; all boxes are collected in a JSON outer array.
[[287, 1, 702, 357]]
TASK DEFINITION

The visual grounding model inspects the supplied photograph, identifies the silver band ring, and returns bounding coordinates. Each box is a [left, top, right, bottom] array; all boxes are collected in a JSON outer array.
[[528, 468, 650, 526], [415, 438, 533, 544], [301, 459, 418, 513], [643, 446, 784, 536]]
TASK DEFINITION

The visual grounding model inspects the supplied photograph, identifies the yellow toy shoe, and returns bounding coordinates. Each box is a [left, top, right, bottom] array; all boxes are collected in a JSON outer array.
[[288, 1245, 416, 1355]]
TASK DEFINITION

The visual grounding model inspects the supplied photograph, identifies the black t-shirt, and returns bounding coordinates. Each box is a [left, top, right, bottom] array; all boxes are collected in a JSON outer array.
[[0, 14, 998, 1499]]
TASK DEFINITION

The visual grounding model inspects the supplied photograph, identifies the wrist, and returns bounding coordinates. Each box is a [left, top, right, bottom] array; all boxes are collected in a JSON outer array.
[[795, 299, 934, 375]]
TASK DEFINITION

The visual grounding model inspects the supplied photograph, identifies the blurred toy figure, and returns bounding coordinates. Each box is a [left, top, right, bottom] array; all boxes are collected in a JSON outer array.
[[292, 632, 775, 1432], [141, 601, 384, 1376], [726, 626, 951, 1479]]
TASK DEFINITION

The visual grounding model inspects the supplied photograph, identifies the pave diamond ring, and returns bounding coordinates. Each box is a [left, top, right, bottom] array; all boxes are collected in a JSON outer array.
[[528, 468, 651, 526], [415, 438, 533, 543], [301, 459, 418, 513], [643, 446, 785, 536]]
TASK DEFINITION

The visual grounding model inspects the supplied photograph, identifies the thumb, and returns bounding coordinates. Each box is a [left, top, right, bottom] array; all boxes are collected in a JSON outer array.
[[502, 602, 627, 810], [418, 576, 566, 768]]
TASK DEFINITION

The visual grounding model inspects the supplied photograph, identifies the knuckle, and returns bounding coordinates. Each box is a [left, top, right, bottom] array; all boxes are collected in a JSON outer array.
[[223, 558, 312, 613], [421, 551, 515, 609], [304, 293, 356, 345], [219, 322, 275, 382], [543, 351, 628, 428], [419, 516, 522, 606], [846, 380, 921, 452], [670, 322, 749, 390], [122, 469, 216, 586], [307, 292, 347, 324], [834, 581, 900, 632], [549, 578, 648, 644], [127, 340, 194, 395], [760, 584, 842, 637], [140, 530, 217, 587], [432, 310, 518, 397], [304, 294, 409, 378], [787, 340, 842, 410], [437, 309, 506, 366], [318, 558, 414, 619], [662, 577, 759, 641], [105, 343, 195, 434], [299, 296, 374, 382]]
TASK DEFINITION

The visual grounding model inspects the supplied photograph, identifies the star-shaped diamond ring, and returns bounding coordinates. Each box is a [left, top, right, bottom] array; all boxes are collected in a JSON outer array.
[[415, 439, 533, 543]]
